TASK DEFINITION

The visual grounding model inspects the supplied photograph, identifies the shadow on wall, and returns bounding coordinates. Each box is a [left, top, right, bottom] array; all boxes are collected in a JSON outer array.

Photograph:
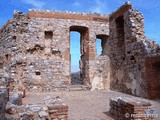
[[71, 71, 82, 85], [146, 56, 160, 99]]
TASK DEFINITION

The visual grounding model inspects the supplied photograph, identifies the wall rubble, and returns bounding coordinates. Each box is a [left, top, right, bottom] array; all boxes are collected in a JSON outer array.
[[5, 96, 68, 120], [109, 97, 154, 120]]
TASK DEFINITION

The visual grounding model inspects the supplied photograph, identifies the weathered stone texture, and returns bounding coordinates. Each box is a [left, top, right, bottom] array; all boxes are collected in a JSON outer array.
[[0, 9, 110, 92], [91, 55, 110, 90], [0, 2, 160, 99], [5, 96, 68, 120], [146, 56, 160, 99], [9, 92, 22, 106], [0, 89, 8, 120], [0, 67, 69, 120], [109, 97, 154, 120], [109, 2, 159, 98]]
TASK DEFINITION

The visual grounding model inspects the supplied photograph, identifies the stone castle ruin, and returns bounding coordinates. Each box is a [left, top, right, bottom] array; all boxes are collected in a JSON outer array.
[[0, 2, 160, 100]]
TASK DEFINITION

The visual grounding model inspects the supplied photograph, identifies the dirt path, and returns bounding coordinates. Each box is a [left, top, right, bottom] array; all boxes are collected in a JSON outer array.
[[23, 90, 160, 120]]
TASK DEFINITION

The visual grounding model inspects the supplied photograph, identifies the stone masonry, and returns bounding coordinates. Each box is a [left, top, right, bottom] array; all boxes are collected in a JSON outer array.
[[5, 96, 68, 120], [0, 89, 8, 119], [0, 63, 68, 120], [109, 97, 154, 120], [0, 2, 160, 99], [109, 2, 160, 99]]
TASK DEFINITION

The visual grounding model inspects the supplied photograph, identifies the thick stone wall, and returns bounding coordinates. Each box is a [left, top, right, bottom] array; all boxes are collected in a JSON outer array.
[[109, 2, 160, 99], [0, 10, 110, 92], [0, 2, 160, 99], [5, 96, 68, 120], [146, 56, 160, 99], [109, 97, 154, 120], [0, 89, 8, 119], [109, 2, 149, 98], [0, 20, 14, 71], [91, 55, 110, 90]]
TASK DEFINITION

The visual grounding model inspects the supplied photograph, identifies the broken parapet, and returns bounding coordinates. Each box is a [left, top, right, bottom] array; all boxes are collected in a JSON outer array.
[[5, 96, 68, 120], [28, 9, 109, 18], [109, 1, 132, 21], [28, 9, 109, 22], [109, 97, 155, 120], [5, 103, 49, 120], [0, 68, 25, 119], [144, 39, 160, 56], [44, 96, 68, 120], [0, 69, 24, 106]]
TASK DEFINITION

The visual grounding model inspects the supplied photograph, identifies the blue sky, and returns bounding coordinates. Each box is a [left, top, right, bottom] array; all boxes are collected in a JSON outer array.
[[0, 0, 160, 72]]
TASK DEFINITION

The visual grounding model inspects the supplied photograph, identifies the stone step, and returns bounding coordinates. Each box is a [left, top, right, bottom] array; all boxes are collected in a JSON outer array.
[[69, 85, 89, 91]]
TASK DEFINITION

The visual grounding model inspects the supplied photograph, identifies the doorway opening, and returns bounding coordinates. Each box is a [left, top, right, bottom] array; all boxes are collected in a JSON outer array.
[[70, 31, 81, 85], [70, 26, 89, 85]]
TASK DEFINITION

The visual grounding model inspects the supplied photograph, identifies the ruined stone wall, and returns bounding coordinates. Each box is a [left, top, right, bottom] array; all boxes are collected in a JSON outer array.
[[0, 89, 8, 119], [143, 38, 160, 99], [91, 55, 110, 90], [109, 2, 160, 99], [144, 39, 160, 56], [5, 96, 68, 120], [0, 10, 110, 92], [143, 22, 160, 100], [109, 97, 153, 120], [1, 2, 160, 98], [146, 56, 160, 99], [109, 2, 149, 98], [0, 19, 15, 73]]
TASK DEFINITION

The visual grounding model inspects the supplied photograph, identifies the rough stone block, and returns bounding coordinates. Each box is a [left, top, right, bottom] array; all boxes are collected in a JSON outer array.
[[0, 89, 8, 120], [9, 92, 22, 106]]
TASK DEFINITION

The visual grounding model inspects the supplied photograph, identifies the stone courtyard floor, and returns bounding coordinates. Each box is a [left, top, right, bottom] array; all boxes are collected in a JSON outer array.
[[23, 90, 160, 120]]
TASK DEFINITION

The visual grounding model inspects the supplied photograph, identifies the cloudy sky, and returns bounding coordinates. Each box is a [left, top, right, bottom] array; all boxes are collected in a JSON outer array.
[[0, 0, 160, 72]]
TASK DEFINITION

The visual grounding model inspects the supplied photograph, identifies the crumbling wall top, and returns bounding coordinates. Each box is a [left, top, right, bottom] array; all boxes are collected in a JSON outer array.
[[28, 9, 109, 16], [144, 38, 160, 56], [28, 9, 109, 22], [0, 19, 14, 34], [109, 1, 132, 21]]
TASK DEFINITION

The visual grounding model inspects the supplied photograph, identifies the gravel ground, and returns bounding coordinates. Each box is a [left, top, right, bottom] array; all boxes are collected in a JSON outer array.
[[23, 90, 160, 120]]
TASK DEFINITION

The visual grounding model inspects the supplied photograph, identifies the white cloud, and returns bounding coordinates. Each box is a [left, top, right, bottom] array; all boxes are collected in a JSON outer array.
[[89, 0, 110, 14], [21, 0, 45, 8]]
